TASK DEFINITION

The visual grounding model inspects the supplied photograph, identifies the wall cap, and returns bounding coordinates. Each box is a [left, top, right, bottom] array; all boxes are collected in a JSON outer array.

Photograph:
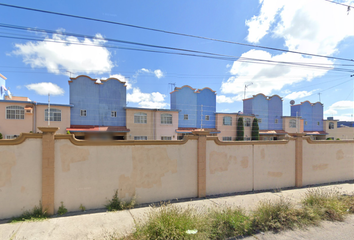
[[207, 136, 292, 145], [0, 133, 42, 145], [192, 129, 211, 136], [38, 127, 60, 133], [288, 133, 307, 137]]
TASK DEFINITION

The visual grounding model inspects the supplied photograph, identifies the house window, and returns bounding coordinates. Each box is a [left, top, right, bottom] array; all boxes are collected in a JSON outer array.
[[305, 121, 307, 125], [244, 118, 251, 127], [6, 106, 24, 119], [290, 119, 296, 128], [317, 121, 320, 125], [134, 112, 147, 124], [134, 136, 147, 140], [329, 122, 334, 129], [258, 118, 262, 123], [45, 108, 61, 121], [161, 136, 172, 140], [184, 114, 189, 120], [6, 135, 18, 139], [161, 114, 172, 124], [205, 115, 210, 121], [222, 137, 232, 141], [111, 111, 117, 117], [223, 116, 232, 125], [80, 110, 87, 117], [275, 119, 278, 124]]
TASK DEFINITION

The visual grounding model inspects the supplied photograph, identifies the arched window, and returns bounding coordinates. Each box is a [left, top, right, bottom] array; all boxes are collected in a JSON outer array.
[[45, 108, 61, 121], [6, 106, 24, 119], [289, 119, 296, 128], [161, 113, 172, 124], [223, 116, 232, 125], [134, 112, 147, 124], [329, 122, 334, 129], [244, 118, 251, 127]]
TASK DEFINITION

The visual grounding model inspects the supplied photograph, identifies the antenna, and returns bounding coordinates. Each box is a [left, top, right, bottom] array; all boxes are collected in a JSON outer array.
[[244, 83, 253, 99], [318, 93, 321, 102], [168, 83, 176, 92], [66, 71, 74, 78]]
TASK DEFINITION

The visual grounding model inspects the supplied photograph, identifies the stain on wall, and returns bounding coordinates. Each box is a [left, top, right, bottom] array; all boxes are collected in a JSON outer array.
[[241, 157, 249, 168], [60, 144, 90, 172], [267, 171, 283, 178], [118, 147, 178, 198], [209, 151, 237, 174], [0, 151, 16, 187], [336, 150, 344, 160], [312, 164, 329, 171]]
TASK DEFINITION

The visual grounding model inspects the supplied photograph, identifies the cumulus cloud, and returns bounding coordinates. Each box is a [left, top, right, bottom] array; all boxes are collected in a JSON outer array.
[[26, 82, 64, 95], [221, 0, 354, 101], [13, 31, 113, 75], [154, 69, 164, 78], [134, 68, 164, 79], [216, 95, 238, 103], [324, 100, 354, 116], [284, 90, 316, 99], [127, 88, 168, 108]]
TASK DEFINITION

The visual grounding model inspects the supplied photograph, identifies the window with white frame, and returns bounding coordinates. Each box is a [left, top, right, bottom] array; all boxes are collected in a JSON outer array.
[[6, 106, 24, 119], [244, 118, 251, 127], [205, 115, 210, 121], [6, 135, 18, 139], [184, 114, 188, 120], [161, 113, 172, 124], [329, 122, 334, 129], [80, 110, 87, 117], [134, 112, 147, 124], [275, 119, 278, 124], [111, 111, 117, 117], [45, 108, 61, 121], [134, 136, 147, 140], [223, 116, 232, 125], [161, 136, 172, 140], [222, 136, 232, 141], [290, 119, 296, 128]]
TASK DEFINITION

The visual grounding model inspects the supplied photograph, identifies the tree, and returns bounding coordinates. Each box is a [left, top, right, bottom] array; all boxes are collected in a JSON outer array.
[[236, 117, 244, 141], [252, 118, 260, 140], [0, 132, 2, 139]]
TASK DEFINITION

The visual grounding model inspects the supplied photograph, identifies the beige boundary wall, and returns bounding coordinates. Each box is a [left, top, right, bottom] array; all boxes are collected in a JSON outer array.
[[0, 129, 353, 219]]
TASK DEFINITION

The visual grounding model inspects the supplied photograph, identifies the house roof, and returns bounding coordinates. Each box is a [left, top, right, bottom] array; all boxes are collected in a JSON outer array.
[[259, 130, 287, 135], [67, 125, 130, 133], [175, 127, 220, 134], [304, 131, 328, 135], [124, 107, 179, 112]]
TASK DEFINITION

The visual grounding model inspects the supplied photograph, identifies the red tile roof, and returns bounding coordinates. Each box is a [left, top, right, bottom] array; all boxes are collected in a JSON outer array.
[[304, 131, 327, 135], [259, 130, 287, 135], [67, 125, 130, 132]]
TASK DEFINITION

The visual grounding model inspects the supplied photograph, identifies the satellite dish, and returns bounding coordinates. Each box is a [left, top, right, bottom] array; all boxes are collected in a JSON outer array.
[[290, 100, 295, 105], [7, 89, 12, 99]]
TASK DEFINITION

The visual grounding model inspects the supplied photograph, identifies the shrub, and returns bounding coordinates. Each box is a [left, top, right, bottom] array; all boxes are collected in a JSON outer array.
[[0, 132, 3, 139], [80, 204, 86, 212], [209, 207, 252, 239], [251, 118, 260, 141], [11, 202, 48, 222], [336, 138, 340, 140], [302, 188, 348, 221], [131, 204, 209, 240], [57, 201, 68, 215], [67, 130, 71, 134], [105, 190, 136, 211], [236, 117, 244, 141]]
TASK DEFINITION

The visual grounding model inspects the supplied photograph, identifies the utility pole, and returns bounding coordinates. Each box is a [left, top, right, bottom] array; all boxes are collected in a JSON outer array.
[[244, 83, 253, 99], [201, 105, 203, 129], [48, 93, 50, 126]]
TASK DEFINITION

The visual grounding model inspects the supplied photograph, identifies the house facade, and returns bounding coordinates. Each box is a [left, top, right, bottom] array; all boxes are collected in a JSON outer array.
[[215, 113, 255, 141]]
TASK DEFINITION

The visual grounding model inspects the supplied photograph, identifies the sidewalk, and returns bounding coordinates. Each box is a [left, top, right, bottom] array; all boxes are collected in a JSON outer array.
[[1, 183, 353, 240]]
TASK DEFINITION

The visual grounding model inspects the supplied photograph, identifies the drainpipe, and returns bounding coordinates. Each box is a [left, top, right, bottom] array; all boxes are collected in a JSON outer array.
[[32, 101, 37, 133]]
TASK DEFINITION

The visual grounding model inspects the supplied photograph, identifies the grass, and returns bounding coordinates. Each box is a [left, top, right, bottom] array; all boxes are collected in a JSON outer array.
[[112, 188, 354, 240], [11, 202, 48, 223], [105, 190, 136, 211]]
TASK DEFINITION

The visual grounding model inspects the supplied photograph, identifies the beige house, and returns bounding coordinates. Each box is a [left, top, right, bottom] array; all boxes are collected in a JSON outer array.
[[0, 96, 71, 138], [215, 113, 255, 141], [324, 118, 354, 140], [125, 107, 179, 140]]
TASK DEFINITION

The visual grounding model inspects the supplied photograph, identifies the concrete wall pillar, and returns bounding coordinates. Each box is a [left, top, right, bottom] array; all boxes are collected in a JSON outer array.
[[192, 129, 209, 198], [291, 133, 305, 188], [38, 127, 59, 215]]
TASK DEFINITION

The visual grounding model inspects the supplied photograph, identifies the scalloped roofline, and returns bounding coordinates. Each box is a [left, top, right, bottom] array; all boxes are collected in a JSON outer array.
[[246, 93, 283, 101], [69, 75, 126, 86], [70, 75, 97, 81], [196, 87, 216, 94], [170, 85, 217, 94], [292, 100, 323, 106], [97, 77, 127, 87]]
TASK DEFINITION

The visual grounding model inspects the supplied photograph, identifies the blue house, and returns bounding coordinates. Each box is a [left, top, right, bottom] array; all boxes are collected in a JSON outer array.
[[243, 94, 283, 130], [68, 75, 129, 139], [170, 85, 217, 137], [0, 73, 6, 100], [291, 101, 324, 132]]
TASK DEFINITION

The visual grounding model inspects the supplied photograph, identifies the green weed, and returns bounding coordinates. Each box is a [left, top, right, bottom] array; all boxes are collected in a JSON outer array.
[[105, 190, 136, 211], [11, 202, 48, 223]]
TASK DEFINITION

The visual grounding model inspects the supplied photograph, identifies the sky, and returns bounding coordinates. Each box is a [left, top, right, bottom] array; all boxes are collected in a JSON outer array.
[[0, 0, 354, 120]]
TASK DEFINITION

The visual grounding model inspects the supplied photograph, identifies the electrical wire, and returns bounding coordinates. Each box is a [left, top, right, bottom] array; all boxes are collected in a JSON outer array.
[[0, 2, 353, 62]]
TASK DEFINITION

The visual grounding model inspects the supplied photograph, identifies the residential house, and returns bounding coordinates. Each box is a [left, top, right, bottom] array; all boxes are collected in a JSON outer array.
[[324, 117, 354, 140], [215, 113, 255, 141]]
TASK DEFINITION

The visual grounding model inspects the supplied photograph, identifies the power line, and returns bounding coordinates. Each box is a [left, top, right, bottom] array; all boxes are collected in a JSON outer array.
[[324, 0, 354, 8], [0, 3, 353, 62]]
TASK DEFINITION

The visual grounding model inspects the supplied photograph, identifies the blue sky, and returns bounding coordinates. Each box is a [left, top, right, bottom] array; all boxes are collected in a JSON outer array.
[[0, 0, 354, 120]]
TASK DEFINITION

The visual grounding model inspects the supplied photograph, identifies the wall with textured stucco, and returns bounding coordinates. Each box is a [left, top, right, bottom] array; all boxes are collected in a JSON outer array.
[[0, 138, 42, 219]]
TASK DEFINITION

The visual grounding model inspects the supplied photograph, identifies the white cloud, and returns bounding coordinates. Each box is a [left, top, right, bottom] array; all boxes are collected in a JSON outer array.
[[26, 82, 64, 95], [127, 88, 168, 108], [154, 69, 164, 79], [222, 0, 354, 100], [216, 95, 238, 103], [13, 31, 113, 75], [284, 90, 316, 99], [324, 100, 354, 116]]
